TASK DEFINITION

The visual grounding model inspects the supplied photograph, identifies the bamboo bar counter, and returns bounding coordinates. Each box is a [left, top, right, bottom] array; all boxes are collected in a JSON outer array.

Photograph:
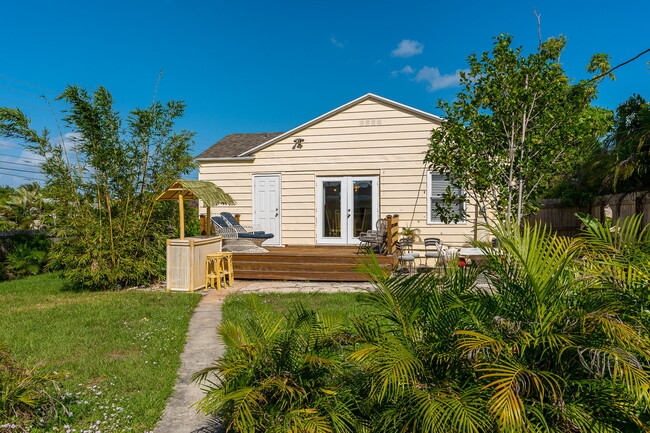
[[166, 235, 222, 291], [156, 179, 236, 292]]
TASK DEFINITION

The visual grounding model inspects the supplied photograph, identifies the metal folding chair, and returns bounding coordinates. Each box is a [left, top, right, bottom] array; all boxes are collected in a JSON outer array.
[[423, 237, 443, 268]]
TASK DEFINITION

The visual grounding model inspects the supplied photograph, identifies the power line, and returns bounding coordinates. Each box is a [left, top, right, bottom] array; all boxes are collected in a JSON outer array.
[[0, 83, 61, 103], [0, 165, 43, 174], [0, 160, 40, 168], [0, 141, 23, 150], [0, 171, 44, 181], [0, 96, 51, 112], [0, 74, 58, 95], [0, 167, 44, 178], [580, 48, 650, 88], [0, 152, 43, 162]]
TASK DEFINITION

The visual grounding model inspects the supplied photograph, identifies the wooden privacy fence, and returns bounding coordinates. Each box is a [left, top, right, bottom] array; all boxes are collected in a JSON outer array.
[[528, 191, 650, 236]]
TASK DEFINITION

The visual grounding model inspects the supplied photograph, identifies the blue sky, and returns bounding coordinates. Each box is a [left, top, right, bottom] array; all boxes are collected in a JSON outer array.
[[1, 0, 648, 187]]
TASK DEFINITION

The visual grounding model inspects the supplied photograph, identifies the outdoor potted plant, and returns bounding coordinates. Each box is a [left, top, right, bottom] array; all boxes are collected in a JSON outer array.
[[399, 227, 420, 242]]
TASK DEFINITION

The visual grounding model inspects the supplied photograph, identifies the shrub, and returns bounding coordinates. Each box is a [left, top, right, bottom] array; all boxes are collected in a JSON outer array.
[[351, 221, 650, 432], [194, 295, 363, 433], [200, 219, 650, 432], [2, 234, 51, 279]]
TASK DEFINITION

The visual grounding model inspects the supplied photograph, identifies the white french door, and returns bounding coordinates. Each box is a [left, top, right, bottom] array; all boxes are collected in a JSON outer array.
[[316, 176, 379, 244]]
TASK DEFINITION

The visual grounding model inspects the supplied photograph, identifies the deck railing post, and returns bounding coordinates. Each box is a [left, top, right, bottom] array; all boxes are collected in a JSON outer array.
[[385, 214, 400, 255]]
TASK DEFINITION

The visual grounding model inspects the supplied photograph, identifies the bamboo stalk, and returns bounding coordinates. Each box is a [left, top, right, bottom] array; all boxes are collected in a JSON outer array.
[[206, 205, 212, 236], [179, 194, 185, 240]]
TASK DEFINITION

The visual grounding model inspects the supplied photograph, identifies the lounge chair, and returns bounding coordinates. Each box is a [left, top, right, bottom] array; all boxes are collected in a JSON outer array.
[[211, 214, 274, 246], [221, 212, 265, 234]]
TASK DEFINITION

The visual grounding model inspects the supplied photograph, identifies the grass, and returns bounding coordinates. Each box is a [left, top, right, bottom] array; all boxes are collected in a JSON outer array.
[[222, 291, 377, 331], [0, 273, 201, 432]]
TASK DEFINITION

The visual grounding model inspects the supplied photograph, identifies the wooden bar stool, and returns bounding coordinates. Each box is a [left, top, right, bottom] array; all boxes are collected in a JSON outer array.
[[205, 254, 223, 290], [205, 252, 234, 290], [220, 252, 234, 287]]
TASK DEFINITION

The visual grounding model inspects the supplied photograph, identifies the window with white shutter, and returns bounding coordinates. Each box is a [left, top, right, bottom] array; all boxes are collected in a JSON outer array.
[[427, 171, 465, 224]]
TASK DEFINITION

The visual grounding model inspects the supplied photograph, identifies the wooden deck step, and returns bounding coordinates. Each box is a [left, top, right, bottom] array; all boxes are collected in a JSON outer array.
[[232, 245, 393, 281]]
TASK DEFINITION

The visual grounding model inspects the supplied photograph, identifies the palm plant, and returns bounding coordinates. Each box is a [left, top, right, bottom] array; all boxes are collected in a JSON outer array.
[[576, 212, 650, 336], [193, 295, 362, 433], [353, 221, 650, 432], [0, 183, 46, 230], [4, 234, 51, 277]]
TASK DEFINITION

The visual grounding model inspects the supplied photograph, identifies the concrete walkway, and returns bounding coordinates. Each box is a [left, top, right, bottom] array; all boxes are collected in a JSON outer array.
[[154, 289, 232, 433], [154, 280, 371, 433]]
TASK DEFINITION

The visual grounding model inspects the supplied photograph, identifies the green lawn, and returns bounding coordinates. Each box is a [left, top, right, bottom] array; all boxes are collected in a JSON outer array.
[[222, 291, 377, 330], [0, 273, 201, 432]]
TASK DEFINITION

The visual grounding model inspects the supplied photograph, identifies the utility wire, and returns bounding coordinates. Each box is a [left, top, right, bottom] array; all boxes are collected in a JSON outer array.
[[0, 152, 43, 162], [0, 160, 40, 168], [0, 165, 43, 174], [579, 48, 650, 88], [0, 170, 44, 181], [0, 83, 61, 103], [0, 96, 51, 112], [0, 141, 24, 150], [0, 74, 58, 95]]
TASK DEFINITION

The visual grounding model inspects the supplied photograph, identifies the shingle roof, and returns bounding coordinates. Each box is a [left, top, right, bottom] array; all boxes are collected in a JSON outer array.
[[196, 132, 285, 159]]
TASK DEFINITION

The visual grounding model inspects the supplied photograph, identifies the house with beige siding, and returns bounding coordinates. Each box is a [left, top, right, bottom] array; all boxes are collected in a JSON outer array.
[[197, 93, 482, 248]]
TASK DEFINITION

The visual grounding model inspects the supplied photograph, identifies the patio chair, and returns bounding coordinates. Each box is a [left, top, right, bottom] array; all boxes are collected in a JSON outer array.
[[423, 237, 443, 268], [213, 213, 274, 246], [357, 218, 387, 254], [395, 238, 419, 274]]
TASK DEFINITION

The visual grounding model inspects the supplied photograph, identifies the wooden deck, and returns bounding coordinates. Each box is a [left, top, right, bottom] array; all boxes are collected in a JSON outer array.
[[232, 245, 394, 281]]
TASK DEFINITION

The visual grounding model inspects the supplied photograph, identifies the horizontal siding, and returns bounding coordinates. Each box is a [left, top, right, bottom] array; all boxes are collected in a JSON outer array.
[[199, 98, 481, 247]]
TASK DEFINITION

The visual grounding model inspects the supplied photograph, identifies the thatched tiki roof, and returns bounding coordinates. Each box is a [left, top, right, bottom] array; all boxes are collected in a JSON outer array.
[[157, 180, 236, 239]]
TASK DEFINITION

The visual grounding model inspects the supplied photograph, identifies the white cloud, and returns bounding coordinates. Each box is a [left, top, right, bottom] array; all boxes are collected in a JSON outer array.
[[391, 39, 424, 58], [391, 65, 415, 78], [0, 140, 44, 188], [330, 36, 344, 48], [414, 67, 467, 91], [0, 133, 84, 188]]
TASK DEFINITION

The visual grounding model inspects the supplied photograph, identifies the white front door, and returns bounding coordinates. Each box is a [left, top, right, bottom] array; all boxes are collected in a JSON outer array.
[[316, 176, 379, 244], [253, 174, 281, 246]]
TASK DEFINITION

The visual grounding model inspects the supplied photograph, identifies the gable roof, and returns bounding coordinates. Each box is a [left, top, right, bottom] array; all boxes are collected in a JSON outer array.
[[196, 93, 443, 161], [196, 132, 284, 159]]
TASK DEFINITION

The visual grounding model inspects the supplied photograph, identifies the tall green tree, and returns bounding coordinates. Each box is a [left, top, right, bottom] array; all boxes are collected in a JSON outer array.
[[544, 94, 650, 204], [0, 86, 196, 289], [427, 34, 613, 225], [607, 94, 650, 192]]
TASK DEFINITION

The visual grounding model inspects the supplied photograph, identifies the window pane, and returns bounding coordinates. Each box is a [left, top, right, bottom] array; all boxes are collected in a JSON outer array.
[[429, 172, 464, 223], [353, 180, 372, 237], [323, 181, 341, 237]]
